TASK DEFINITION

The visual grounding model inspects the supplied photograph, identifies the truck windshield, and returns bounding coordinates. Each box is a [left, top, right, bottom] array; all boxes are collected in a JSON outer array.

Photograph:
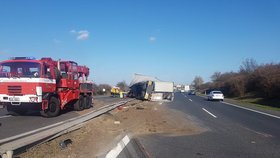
[[0, 62, 41, 78]]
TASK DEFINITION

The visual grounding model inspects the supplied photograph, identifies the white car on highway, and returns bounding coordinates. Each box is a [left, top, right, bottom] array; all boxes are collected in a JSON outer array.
[[207, 91, 224, 101]]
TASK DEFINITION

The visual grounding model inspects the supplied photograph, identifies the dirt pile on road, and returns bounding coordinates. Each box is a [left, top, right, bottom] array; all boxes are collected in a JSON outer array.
[[18, 100, 205, 158]]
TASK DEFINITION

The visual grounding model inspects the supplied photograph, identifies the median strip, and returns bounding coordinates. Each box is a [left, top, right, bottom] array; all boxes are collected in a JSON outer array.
[[0, 99, 132, 158]]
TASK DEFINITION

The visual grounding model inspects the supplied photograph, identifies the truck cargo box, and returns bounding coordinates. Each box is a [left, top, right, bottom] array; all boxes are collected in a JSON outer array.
[[154, 81, 174, 93]]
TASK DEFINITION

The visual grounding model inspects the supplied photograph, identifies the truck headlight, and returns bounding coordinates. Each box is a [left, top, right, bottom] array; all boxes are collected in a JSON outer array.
[[36, 86, 42, 96]]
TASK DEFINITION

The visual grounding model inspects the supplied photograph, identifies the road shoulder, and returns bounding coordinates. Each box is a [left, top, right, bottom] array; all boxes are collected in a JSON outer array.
[[196, 93, 280, 118]]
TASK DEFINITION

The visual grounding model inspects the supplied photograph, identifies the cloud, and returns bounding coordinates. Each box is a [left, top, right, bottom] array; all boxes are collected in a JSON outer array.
[[77, 30, 89, 40], [70, 29, 90, 40], [149, 36, 156, 42]]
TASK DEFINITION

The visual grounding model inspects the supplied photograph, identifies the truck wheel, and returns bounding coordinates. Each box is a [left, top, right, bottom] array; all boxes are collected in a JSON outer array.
[[85, 96, 92, 109], [7, 106, 27, 116], [74, 96, 84, 111], [40, 97, 60, 117]]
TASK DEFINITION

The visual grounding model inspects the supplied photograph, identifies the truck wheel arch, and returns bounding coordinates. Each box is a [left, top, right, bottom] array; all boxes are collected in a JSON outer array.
[[40, 96, 61, 117]]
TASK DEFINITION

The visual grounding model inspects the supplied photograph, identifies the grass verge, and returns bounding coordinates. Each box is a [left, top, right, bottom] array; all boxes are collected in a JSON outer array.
[[230, 97, 280, 111]]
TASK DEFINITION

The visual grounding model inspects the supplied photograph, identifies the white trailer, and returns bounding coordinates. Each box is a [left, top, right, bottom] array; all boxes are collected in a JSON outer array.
[[184, 85, 190, 92], [151, 81, 174, 101], [154, 81, 174, 92]]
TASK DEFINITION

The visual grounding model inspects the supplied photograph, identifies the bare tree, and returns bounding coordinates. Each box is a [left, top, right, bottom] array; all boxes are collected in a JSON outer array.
[[240, 58, 258, 74], [211, 72, 222, 82], [116, 81, 129, 91], [92, 83, 98, 95], [250, 63, 280, 99], [192, 76, 204, 91], [97, 84, 112, 95]]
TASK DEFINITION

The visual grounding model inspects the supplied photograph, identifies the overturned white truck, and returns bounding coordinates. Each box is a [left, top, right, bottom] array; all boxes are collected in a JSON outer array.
[[151, 81, 174, 101], [128, 74, 174, 101]]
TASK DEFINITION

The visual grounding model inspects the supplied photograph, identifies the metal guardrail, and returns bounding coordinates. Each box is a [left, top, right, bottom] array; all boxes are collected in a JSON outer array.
[[0, 99, 133, 158]]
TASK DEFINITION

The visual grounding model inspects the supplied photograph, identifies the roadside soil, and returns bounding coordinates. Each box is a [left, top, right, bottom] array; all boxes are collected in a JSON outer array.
[[17, 99, 205, 158]]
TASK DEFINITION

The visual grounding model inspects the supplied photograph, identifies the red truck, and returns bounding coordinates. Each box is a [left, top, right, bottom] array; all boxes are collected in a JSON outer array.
[[0, 57, 93, 117]]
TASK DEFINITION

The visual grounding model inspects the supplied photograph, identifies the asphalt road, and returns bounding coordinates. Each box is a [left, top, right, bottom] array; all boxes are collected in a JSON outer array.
[[138, 92, 280, 158], [0, 96, 123, 140]]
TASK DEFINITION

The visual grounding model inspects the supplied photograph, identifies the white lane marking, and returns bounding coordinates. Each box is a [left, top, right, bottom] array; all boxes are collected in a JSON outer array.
[[202, 108, 217, 118], [189, 99, 193, 102], [197, 95, 280, 119], [0, 115, 12, 119], [223, 102, 280, 119], [106, 135, 130, 158], [242, 126, 273, 138]]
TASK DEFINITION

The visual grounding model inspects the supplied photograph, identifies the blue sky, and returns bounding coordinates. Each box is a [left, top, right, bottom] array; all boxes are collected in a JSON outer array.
[[0, 0, 279, 86]]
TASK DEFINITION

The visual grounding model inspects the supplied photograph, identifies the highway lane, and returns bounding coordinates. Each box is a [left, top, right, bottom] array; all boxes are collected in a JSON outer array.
[[0, 96, 123, 140], [186, 94, 280, 138], [138, 92, 280, 158], [0, 106, 9, 118]]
